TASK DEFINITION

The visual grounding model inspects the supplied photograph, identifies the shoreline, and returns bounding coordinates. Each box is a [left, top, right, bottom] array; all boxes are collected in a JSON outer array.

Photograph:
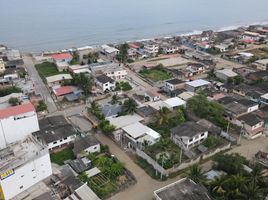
[[5, 20, 268, 54]]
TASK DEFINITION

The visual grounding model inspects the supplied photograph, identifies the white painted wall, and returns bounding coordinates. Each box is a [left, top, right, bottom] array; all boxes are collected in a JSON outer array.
[[47, 135, 76, 150], [0, 111, 39, 150], [0, 152, 52, 200], [84, 144, 101, 154]]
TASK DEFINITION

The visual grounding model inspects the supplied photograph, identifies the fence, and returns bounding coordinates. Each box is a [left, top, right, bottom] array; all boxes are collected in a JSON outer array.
[[136, 142, 231, 176]]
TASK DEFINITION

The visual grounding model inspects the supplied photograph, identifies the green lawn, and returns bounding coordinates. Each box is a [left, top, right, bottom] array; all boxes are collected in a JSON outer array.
[[35, 62, 69, 81], [50, 148, 75, 165], [139, 66, 172, 82]]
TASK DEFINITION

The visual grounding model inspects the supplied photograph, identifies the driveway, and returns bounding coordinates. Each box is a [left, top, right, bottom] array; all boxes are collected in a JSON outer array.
[[23, 55, 57, 113]]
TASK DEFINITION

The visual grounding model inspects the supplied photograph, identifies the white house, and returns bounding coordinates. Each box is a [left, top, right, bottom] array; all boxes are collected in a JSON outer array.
[[215, 69, 238, 81], [237, 113, 264, 139], [33, 116, 77, 151], [95, 74, 116, 92], [101, 44, 119, 56], [145, 90, 161, 102], [214, 44, 229, 52], [242, 31, 260, 41], [162, 45, 179, 54], [253, 58, 268, 71], [0, 58, 5, 74], [122, 122, 161, 149], [0, 136, 52, 200], [46, 74, 73, 87], [185, 79, 211, 93], [144, 44, 159, 56], [164, 79, 185, 92], [0, 103, 39, 150], [171, 121, 208, 149], [261, 93, 268, 105], [164, 97, 186, 108]]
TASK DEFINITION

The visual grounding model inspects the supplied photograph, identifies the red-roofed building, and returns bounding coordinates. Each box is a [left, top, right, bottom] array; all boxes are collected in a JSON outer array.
[[128, 43, 140, 49], [0, 103, 39, 149], [51, 53, 73, 63], [54, 86, 74, 97]]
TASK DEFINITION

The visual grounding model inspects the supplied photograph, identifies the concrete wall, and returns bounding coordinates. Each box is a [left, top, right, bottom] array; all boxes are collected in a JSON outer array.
[[47, 135, 76, 150], [0, 151, 52, 200], [0, 111, 39, 150]]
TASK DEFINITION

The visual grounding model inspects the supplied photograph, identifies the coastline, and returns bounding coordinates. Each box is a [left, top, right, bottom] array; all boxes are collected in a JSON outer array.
[[5, 20, 268, 54]]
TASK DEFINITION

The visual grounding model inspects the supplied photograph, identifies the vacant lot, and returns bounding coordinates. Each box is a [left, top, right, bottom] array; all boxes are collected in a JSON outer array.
[[50, 148, 75, 165], [139, 66, 172, 82], [247, 47, 268, 59], [35, 62, 69, 80]]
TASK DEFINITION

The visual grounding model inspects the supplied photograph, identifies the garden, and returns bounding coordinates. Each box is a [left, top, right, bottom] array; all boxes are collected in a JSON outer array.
[[139, 65, 173, 82], [50, 148, 75, 165]]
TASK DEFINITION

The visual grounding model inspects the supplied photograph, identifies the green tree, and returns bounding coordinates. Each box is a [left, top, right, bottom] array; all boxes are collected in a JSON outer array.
[[240, 182, 264, 200], [8, 97, 19, 106], [70, 51, 80, 65], [106, 162, 124, 179], [111, 94, 119, 104], [99, 120, 115, 133], [87, 52, 99, 64], [185, 164, 207, 184], [156, 107, 171, 125], [88, 101, 101, 113], [117, 43, 129, 64], [210, 174, 228, 198], [123, 98, 137, 114], [72, 73, 93, 96], [37, 100, 47, 112]]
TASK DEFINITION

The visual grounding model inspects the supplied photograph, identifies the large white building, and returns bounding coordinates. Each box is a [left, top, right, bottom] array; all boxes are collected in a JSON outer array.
[[0, 103, 39, 150], [0, 136, 52, 200]]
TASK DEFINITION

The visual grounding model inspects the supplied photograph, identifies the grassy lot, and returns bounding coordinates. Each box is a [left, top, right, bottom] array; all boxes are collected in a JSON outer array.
[[247, 48, 268, 59], [35, 62, 69, 81], [50, 148, 75, 165], [139, 66, 172, 82]]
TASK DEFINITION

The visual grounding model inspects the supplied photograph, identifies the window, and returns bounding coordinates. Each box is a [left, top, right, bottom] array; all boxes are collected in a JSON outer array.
[[60, 139, 63, 142], [94, 146, 97, 149], [32, 169, 35, 172], [20, 186, 23, 189], [201, 133, 205, 137], [189, 138, 193, 142], [21, 175, 24, 178], [64, 137, 67, 140], [53, 141, 57, 144]]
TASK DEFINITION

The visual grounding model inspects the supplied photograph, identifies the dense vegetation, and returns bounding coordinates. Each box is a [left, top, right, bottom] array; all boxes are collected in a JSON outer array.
[[0, 86, 22, 97]]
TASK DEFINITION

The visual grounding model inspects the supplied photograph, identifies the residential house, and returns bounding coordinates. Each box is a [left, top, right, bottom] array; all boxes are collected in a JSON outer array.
[[241, 31, 260, 42], [253, 59, 268, 71], [255, 106, 268, 135], [145, 89, 161, 102], [0, 103, 39, 150], [178, 91, 195, 101], [153, 178, 212, 200], [148, 100, 172, 111], [215, 69, 238, 82], [164, 97, 186, 109], [101, 44, 119, 56], [73, 135, 100, 158], [261, 93, 268, 105], [68, 64, 91, 74], [171, 121, 208, 149], [33, 116, 77, 151], [90, 62, 127, 80], [214, 44, 230, 52], [137, 106, 156, 122], [185, 79, 211, 93], [162, 45, 179, 54], [108, 114, 144, 141], [46, 74, 73, 87], [56, 61, 69, 72], [164, 78, 185, 92], [101, 103, 122, 119], [95, 74, 116, 92], [51, 53, 73, 63], [185, 63, 206, 77], [0, 136, 52, 200], [0, 58, 5, 74], [52, 86, 82, 101], [237, 113, 264, 138], [122, 122, 161, 150], [247, 71, 268, 82], [144, 44, 159, 56]]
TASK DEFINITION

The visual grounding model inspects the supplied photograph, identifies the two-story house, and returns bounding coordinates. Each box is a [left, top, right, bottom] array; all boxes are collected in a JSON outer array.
[[95, 74, 116, 92], [171, 121, 208, 149], [164, 78, 185, 92]]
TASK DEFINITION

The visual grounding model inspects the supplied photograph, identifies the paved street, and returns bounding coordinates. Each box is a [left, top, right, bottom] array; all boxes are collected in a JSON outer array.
[[23, 55, 57, 113]]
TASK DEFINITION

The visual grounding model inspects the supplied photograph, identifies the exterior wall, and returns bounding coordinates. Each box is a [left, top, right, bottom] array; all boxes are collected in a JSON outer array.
[[215, 72, 229, 81], [54, 58, 72, 63], [165, 82, 175, 91], [0, 59, 5, 74], [0, 151, 52, 200], [0, 111, 39, 150], [47, 135, 76, 150], [144, 45, 159, 55], [172, 131, 208, 149], [105, 70, 127, 80], [84, 144, 101, 154], [247, 105, 259, 113], [185, 84, 195, 93], [96, 81, 116, 92]]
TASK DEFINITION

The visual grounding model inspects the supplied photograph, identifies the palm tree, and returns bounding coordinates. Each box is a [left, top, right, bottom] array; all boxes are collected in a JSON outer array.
[[87, 52, 99, 64], [225, 175, 246, 199], [248, 164, 264, 187], [240, 181, 264, 200], [109, 162, 125, 178], [123, 98, 137, 114], [210, 174, 227, 198], [156, 107, 171, 126], [88, 101, 100, 114], [185, 164, 207, 184]]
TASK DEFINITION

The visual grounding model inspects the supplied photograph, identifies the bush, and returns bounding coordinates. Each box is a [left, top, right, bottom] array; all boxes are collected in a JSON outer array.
[[203, 136, 221, 149], [50, 148, 75, 165], [8, 97, 19, 106], [0, 86, 22, 97], [36, 100, 47, 112]]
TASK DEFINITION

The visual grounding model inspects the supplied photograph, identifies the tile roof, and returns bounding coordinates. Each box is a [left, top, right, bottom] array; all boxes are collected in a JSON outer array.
[[51, 53, 72, 60], [54, 86, 74, 96], [0, 103, 35, 119]]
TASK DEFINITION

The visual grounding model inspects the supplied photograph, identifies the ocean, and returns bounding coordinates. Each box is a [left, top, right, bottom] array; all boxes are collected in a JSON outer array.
[[1, 0, 268, 52]]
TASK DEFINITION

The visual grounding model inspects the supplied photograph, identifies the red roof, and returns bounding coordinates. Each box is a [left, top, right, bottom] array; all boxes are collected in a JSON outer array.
[[0, 103, 35, 119], [51, 53, 72, 61], [240, 39, 255, 43], [128, 43, 140, 49], [54, 86, 74, 96]]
